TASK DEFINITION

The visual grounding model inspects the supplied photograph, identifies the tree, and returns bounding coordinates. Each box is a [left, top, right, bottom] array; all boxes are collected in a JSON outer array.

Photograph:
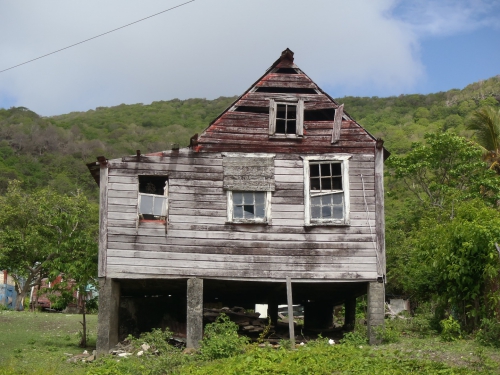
[[467, 106, 500, 173], [0, 181, 98, 311], [387, 132, 500, 208]]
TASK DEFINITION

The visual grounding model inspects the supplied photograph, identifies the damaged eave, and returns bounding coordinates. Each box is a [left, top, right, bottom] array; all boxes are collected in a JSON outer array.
[[86, 156, 108, 186]]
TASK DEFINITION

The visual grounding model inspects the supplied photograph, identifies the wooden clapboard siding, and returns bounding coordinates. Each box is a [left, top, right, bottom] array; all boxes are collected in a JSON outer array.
[[103, 150, 379, 281], [96, 49, 387, 283]]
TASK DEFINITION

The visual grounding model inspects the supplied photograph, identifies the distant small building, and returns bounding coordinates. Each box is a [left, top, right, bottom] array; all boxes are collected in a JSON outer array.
[[0, 270, 17, 309], [89, 49, 388, 355]]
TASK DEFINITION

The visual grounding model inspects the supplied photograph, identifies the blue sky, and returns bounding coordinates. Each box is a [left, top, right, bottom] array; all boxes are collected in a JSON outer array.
[[0, 0, 499, 115]]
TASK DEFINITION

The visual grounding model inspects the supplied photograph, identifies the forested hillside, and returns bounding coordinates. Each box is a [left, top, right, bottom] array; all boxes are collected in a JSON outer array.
[[1, 74, 500, 336], [1, 75, 498, 198]]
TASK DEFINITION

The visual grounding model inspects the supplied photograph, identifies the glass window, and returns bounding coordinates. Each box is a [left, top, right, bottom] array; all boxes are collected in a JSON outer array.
[[229, 191, 269, 223], [306, 160, 348, 225]]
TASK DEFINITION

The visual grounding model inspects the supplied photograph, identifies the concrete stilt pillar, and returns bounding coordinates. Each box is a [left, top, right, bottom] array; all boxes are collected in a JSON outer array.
[[186, 278, 203, 349], [344, 296, 356, 330], [96, 278, 120, 357], [367, 281, 384, 344]]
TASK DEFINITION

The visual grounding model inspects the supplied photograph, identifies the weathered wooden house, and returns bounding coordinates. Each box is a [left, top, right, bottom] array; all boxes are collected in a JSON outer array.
[[89, 49, 387, 355]]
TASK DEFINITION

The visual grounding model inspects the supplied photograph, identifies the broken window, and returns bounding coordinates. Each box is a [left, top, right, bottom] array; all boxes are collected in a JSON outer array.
[[269, 99, 304, 137], [303, 156, 351, 225], [227, 191, 270, 223], [138, 176, 168, 221]]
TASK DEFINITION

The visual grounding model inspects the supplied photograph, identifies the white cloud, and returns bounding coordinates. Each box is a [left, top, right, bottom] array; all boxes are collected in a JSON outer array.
[[393, 0, 500, 36], [0, 0, 496, 115]]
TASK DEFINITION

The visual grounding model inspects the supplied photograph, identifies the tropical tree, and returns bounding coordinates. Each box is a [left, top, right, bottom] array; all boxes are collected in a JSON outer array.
[[467, 106, 500, 173], [0, 180, 98, 311]]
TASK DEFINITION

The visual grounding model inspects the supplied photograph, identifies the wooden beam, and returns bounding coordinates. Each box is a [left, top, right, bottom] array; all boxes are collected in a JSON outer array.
[[98, 164, 109, 277], [374, 139, 386, 276], [286, 276, 295, 348], [331, 104, 344, 144]]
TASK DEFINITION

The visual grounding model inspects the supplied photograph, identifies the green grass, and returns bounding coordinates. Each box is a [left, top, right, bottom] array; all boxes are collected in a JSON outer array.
[[1, 311, 499, 375], [0, 310, 96, 375]]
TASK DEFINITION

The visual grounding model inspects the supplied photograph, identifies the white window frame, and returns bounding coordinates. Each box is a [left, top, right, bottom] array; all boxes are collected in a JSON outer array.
[[137, 179, 168, 222], [227, 191, 272, 224], [269, 98, 304, 138], [303, 155, 351, 226]]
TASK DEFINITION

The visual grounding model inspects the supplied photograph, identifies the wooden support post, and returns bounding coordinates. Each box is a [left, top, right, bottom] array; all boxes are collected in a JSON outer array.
[[286, 277, 295, 348], [96, 278, 120, 357], [186, 278, 203, 349]]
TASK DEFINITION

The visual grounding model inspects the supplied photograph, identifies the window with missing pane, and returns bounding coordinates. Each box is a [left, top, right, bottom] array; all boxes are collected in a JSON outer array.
[[304, 158, 350, 225], [269, 99, 304, 137], [310, 162, 344, 220], [228, 191, 270, 223], [276, 104, 297, 135], [138, 175, 168, 222]]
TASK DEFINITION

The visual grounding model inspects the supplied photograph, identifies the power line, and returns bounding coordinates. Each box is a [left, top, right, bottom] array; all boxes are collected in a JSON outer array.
[[0, 0, 195, 74]]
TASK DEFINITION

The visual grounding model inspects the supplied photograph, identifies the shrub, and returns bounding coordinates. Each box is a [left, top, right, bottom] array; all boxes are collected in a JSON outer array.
[[340, 330, 367, 346], [200, 313, 249, 360], [476, 318, 500, 348], [440, 316, 461, 342], [133, 328, 176, 355]]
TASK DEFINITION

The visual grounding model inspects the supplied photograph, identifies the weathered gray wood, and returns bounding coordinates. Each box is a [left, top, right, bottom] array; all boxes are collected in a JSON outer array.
[[98, 165, 109, 278], [223, 156, 275, 191], [186, 278, 203, 349], [107, 257, 377, 272], [331, 104, 344, 144], [107, 249, 377, 264], [375, 141, 386, 276], [107, 265, 378, 280], [286, 277, 295, 346]]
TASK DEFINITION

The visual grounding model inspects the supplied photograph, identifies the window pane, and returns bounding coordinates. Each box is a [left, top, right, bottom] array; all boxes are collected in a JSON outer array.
[[233, 192, 243, 205], [322, 205, 332, 218], [234, 205, 243, 218], [321, 194, 332, 205], [311, 196, 321, 206], [255, 192, 265, 204], [320, 164, 331, 177], [139, 195, 154, 214], [287, 120, 296, 134], [276, 104, 286, 119], [243, 192, 254, 204], [310, 164, 320, 177], [288, 106, 296, 119], [243, 205, 255, 218], [321, 177, 332, 190], [332, 193, 343, 205], [332, 177, 342, 190], [333, 205, 343, 219], [153, 196, 166, 216], [276, 119, 286, 133], [310, 178, 320, 191], [311, 205, 321, 218], [331, 163, 341, 175], [255, 204, 265, 218]]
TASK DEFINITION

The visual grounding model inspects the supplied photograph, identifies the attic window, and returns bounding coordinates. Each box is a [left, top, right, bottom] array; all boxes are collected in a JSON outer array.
[[255, 87, 317, 94], [275, 68, 298, 74], [138, 176, 168, 222], [269, 99, 304, 138]]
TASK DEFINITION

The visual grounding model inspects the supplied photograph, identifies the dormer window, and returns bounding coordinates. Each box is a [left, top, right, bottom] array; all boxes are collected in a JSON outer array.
[[269, 98, 304, 138]]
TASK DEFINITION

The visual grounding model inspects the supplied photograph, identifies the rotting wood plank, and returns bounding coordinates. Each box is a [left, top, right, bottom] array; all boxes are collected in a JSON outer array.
[[107, 250, 377, 264], [107, 239, 378, 253], [98, 165, 108, 278], [106, 265, 378, 281], [106, 257, 377, 272]]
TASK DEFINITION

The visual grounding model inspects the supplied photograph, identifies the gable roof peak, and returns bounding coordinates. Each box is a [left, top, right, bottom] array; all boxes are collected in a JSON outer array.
[[279, 48, 294, 63]]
